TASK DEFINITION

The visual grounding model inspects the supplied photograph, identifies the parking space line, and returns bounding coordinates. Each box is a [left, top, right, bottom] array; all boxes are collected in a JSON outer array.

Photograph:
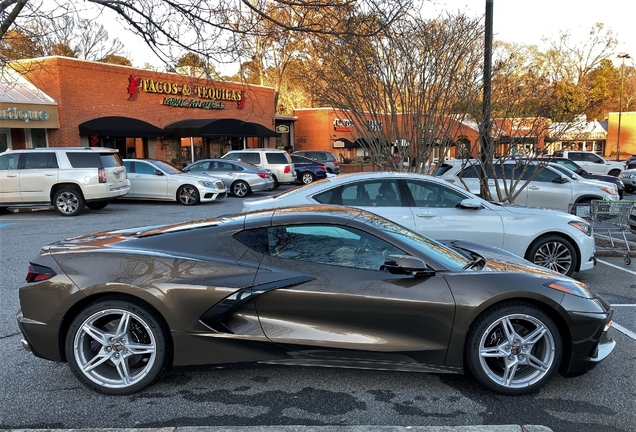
[[596, 258, 636, 276], [610, 304, 636, 307], [611, 322, 636, 341]]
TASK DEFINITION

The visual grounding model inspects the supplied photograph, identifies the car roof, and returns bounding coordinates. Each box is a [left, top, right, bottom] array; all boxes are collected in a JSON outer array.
[[3, 147, 119, 153]]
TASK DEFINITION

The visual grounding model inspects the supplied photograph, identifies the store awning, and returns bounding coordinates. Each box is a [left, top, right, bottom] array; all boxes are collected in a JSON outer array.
[[165, 118, 279, 138], [78, 117, 168, 137]]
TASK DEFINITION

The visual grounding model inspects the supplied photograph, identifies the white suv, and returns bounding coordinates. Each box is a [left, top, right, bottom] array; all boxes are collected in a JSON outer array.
[[435, 159, 618, 212], [552, 151, 624, 176], [222, 148, 296, 188], [0, 147, 130, 216]]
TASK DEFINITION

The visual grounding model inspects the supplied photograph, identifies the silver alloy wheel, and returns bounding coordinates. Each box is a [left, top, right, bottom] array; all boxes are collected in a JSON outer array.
[[55, 191, 81, 215], [531, 241, 573, 274], [178, 185, 198, 205], [478, 313, 556, 389], [232, 181, 249, 197], [302, 172, 315, 184], [73, 308, 157, 390]]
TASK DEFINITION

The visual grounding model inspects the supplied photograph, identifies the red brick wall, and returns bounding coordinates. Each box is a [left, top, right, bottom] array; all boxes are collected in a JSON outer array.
[[12, 57, 277, 148]]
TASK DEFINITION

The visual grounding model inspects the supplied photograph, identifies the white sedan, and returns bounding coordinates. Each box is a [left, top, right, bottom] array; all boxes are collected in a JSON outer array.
[[123, 159, 226, 205], [242, 172, 596, 276]]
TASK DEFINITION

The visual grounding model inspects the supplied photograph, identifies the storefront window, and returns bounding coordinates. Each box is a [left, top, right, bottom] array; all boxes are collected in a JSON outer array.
[[27, 128, 48, 148], [0, 129, 11, 152]]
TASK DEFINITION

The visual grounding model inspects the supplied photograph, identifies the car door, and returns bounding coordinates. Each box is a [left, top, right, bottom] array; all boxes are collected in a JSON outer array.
[[19, 152, 59, 203], [524, 165, 573, 211], [0, 152, 22, 202], [129, 161, 168, 199], [251, 224, 455, 366], [404, 179, 505, 248], [187, 160, 231, 188]]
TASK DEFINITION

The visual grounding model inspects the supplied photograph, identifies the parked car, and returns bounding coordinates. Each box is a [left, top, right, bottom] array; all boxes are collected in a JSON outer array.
[[628, 203, 636, 235], [625, 155, 636, 170], [620, 168, 636, 193], [0, 147, 129, 216], [122, 159, 226, 205], [17, 205, 614, 395], [242, 172, 597, 276], [222, 148, 296, 188], [292, 150, 340, 174], [182, 158, 274, 197], [548, 163, 623, 198], [435, 159, 618, 212], [544, 157, 625, 199], [291, 154, 328, 184], [551, 150, 624, 176]]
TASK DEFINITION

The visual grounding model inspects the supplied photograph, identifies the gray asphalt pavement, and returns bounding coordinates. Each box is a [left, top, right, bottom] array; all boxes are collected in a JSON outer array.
[[3, 427, 554, 432]]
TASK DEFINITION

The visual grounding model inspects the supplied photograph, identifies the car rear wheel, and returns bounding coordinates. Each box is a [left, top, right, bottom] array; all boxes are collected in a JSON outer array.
[[525, 235, 578, 277], [177, 185, 200, 205], [466, 302, 562, 395], [271, 175, 280, 189], [53, 187, 85, 216], [231, 180, 250, 197], [65, 298, 168, 395], [86, 200, 109, 210], [301, 171, 315, 184]]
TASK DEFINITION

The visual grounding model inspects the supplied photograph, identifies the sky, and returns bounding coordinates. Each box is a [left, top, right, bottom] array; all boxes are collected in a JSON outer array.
[[107, 0, 636, 70]]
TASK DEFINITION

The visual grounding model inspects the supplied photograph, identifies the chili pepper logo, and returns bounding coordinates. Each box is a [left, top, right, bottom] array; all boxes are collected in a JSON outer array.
[[237, 90, 245, 109], [127, 75, 141, 101]]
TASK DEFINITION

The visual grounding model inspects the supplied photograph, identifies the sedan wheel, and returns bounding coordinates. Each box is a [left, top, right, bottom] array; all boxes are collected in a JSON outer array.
[[177, 185, 200, 205], [466, 302, 562, 395], [65, 298, 168, 395], [53, 188, 85, 216], [526, 235, 577, 276], [231, 180, 250, 197], [301, 171, 315, 184]]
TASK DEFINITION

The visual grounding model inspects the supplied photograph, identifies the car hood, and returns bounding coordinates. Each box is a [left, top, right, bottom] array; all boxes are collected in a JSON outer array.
[[441, 239, 562, 276]]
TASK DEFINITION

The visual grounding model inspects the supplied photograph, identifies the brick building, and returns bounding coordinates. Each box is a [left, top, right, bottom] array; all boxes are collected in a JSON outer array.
[[6, 56, 278, 164]]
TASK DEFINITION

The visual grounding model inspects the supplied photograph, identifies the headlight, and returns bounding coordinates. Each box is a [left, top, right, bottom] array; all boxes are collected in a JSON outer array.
[[198, 180, 216, 189], [599, 186, 617, 195], [568, 220, 591, 236], [544, 279, 594, 299]]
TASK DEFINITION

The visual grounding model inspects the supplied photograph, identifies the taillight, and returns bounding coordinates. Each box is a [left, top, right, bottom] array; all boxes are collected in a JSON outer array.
[[284, 166, 291, 173], [98, 167, 106, 183], [25, 264, 56, 282], [257, 173, 268, 178], [333, 161, 339, 165], [318, 164, 326, 170]]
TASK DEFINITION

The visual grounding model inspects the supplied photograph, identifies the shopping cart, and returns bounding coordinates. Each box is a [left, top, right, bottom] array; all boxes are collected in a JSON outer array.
[[569, 200, 635, 265]]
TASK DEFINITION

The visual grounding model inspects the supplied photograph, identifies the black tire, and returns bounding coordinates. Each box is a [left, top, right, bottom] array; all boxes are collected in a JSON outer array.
[[301, 171, 315, 185], [231, 180, 250, 197], [608, 169, 621, 177], [465, 301, 562, 395], [176, 185, 200, 205], [525, 235, 578, 277], [53, 187, 85, 216], [86, 200, 109, 210], [272, 175, 280, 189], [65, 297, 168, 395]]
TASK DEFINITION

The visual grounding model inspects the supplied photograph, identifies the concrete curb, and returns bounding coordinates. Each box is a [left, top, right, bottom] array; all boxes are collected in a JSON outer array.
[[1, 427, 554, 432]]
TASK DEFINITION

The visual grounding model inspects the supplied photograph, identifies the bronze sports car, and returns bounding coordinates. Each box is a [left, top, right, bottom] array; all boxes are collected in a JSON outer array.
[[17, 205, 615, 395]]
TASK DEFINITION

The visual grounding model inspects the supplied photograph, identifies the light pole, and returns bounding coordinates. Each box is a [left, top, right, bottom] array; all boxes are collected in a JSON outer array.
[[616, 53, 631, 161]]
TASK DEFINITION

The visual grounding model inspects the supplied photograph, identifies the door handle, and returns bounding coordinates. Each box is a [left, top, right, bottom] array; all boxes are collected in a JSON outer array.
[[45, 173, 55, 176], [416, 212, 437, 217], [529, 186, 539, 190], [7, 174, 17, 178]]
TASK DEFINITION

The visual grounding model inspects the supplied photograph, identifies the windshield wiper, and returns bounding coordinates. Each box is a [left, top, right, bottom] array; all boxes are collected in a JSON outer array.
[[460, 255, 485, 271]]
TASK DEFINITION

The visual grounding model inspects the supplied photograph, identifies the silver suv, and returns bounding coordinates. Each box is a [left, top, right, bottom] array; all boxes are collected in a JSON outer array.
[[0, 147, 130, 216], [222, 148, 296, 188], [435, 159, 618, 212]]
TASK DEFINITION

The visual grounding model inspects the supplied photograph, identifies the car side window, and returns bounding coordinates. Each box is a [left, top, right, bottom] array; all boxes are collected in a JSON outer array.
[[223, 153, 241, 161], [340, 181, 401, 207], [24, 152, 58, 169], [533, 166, 561, 183], [0, 153, 19, 170], [135, 162, 157, 175], [584, 153, 603, 163], [266, 224, 403, 270], [313, 188, 337, 204], [189, 161, 210, 171], [406, 180, 466, 208], [241, 153, 261, 165], [459, 164, 482, 178], [568, 153, 583, 162], [266, 153, 288, 164]]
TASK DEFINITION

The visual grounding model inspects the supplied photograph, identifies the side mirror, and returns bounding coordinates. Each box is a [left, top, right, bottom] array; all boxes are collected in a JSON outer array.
[[458, 198, 482, 209], [384, 255, 436, 277], [553, 176, 568, 184], [154, 169, 164, 176]]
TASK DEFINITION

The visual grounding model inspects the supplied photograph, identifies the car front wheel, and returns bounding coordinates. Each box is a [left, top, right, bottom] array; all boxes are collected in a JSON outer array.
[[525, 235, 578, 277], [65, 297, 168, 395], [466, 302, 562, 395], [53, 187, 85, 216], [177, 185, 200, 205]]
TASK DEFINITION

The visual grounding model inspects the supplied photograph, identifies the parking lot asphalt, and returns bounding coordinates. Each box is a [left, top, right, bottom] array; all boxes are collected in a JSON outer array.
[[3, 426, 554, 432]]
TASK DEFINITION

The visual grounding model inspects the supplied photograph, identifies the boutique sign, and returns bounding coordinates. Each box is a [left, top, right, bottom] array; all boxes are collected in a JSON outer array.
[[0, 103, 60, 129], [127, 75, 245, 110]]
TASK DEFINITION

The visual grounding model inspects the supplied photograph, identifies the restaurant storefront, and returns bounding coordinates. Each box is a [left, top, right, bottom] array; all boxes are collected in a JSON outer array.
[[9, 56, 278, 164]]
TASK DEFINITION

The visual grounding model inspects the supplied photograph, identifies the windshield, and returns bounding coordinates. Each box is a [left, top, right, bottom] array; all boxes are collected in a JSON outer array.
[[148, 160, 183, 174], [355, 212, 470, 271]]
